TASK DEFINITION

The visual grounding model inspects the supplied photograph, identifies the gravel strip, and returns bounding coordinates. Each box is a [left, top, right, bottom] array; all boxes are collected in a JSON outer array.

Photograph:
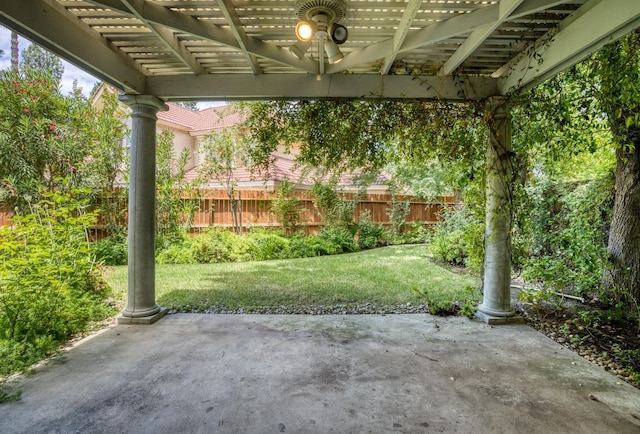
[[166, 302, 435, 315]]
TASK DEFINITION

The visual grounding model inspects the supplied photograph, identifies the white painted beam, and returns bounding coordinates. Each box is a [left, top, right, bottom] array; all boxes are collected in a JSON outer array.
[[498, 0, 640, 94], [120, 0, 206, 75], [145, 74, 498, 101], [438, 0, 524, 76], [328, 0, 554, 75], [380, 0, 423, 75], [216, 0, 262, 74], [0, 0, 146, 92], [89, 0, 318, 73]]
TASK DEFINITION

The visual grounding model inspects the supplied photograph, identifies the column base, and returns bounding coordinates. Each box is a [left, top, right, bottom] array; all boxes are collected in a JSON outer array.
[[476, 310, 524, 325], [117, 307, 168, 325]]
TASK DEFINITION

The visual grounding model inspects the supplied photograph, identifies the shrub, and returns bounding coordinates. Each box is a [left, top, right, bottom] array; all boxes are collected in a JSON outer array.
[[246, 230, 290, 260], [92, 236, 128, 266], [318, 226, 359, 253], [189, 233, 217, 263], [0, 190, 116, 376], [282, 234, 341, 258], [157, 244, 196, 264], [356, 210, 386, 249], [521, 175, 613, 296], [270, 181, 306, 235], [429, 207, 484, 272], [403, 220, 430, 244]]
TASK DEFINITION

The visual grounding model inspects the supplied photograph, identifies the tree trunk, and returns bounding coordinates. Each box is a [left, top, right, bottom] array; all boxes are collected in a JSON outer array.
[[603, 129, 640, 302], [11, 32, 19, 70]]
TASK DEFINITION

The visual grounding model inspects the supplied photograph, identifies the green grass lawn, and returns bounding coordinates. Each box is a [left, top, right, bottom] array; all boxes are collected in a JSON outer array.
[[101, 244, 481, 313]]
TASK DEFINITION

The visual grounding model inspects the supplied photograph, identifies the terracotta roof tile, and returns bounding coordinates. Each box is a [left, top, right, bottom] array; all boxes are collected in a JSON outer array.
[[191, 106, 245, 134], [185, 153, 390, 189], [157, 103, 198, 129]]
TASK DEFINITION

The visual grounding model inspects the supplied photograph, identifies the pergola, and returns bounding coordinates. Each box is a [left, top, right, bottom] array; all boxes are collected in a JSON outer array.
[[1, 0, 638, 324]]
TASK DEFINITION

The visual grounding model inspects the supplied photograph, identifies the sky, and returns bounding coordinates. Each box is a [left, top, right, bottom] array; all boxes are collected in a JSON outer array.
[[0, 26, 100, 97], [0, 25, 223, 108]]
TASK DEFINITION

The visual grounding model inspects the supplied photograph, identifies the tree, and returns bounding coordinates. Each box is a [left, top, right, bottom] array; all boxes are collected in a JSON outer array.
[[245, 100, 484, 174], [155, 129, 198, 242], [10, 31, 18, 70], [270, 180, 306, 235], [0, 69, 90, 209], [589, 32, 640, 303], [175, 101, 199, 111], [20, 44, 64, 85], [198, 121, 254, 235]]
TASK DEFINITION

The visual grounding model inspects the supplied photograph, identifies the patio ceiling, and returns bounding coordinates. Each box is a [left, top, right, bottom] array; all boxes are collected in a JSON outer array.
[[1, 0, 639, 101]]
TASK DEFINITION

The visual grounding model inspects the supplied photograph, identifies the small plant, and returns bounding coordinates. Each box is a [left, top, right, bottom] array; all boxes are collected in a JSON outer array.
[[92, 236, 128, 266], [429, 207, 484, 272], [0, 388, 21, 403], [270, 181, 306, 235], [318, 226, 359, 253], [356, 210, 386, 249], [459, 299, 477, 319]]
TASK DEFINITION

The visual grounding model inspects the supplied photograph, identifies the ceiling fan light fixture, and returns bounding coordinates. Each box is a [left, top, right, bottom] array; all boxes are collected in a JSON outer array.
[[295, 20, 316, 41], [289, 39, 312, 59], [329, 23, 348, 45], [324, 40, 344, 64]]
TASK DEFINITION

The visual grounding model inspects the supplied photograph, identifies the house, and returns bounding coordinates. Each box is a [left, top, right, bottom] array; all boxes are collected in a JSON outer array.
[[91, 84, 452, 233]]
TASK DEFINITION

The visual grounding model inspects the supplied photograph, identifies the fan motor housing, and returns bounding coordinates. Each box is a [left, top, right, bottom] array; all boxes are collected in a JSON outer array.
[[294, 0, 347, 23]]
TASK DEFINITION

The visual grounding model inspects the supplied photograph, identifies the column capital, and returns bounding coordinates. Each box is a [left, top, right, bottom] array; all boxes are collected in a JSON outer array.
[[118, 94, 169, 120], [484, 96, 509, 119]]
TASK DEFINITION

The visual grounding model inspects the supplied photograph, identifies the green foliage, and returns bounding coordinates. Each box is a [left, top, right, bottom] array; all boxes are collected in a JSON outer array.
[[310, 180, 358, 229], [413, 284, 480, 317], [521, 175, 614, 296], [20, 44, 64, 86], [270, 181, 306, 235], [92, 236, 127, 266], [317, 226, 359, 253], [246, 230, 291, 261], [156, 130, 199, 242], [245, 100, 484, 174], [0, 70, 90, 209], [356, 210, 386, 249], [80, 90, 129, 238], [282, 234, 340, 258], [181, 229, 259, 264], [402, 220, 430, 245], [0, 189, 116, 376], [429, 207, 484, 272], [157, 244, 197, 265], [198, 112, 257, 234], [385, 180, 410, 240]]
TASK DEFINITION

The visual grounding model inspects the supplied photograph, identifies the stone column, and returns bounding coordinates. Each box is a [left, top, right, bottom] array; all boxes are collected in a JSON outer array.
[[476, 98, 522, 325], [117, 95, 168, 325]]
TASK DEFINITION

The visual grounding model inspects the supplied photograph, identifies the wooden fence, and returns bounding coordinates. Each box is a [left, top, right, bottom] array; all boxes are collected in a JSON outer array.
[[189, 189, 453, 233], [0, 189, 455, 234]]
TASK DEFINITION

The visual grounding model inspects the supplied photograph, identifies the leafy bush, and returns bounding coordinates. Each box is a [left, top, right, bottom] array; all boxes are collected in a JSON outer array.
[[318, 226, 359, 253], [402, 220, 430, 244], [92, 236, 128, 266], [157, 244, 196, 264], [356, 210, 386, 249], [187, 229, 259, 263], [246, 230, 290, 260], [282, 234, 340, 258], [521, 175, 613, 296], [429, 207, 484, 272], [270, 181, 306, 235], [189, 233, 217, 263], [0, 190, 116, 376]]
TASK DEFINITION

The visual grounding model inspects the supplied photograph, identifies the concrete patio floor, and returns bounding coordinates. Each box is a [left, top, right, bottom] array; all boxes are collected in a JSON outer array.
[[1, 313, 640, 434]]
